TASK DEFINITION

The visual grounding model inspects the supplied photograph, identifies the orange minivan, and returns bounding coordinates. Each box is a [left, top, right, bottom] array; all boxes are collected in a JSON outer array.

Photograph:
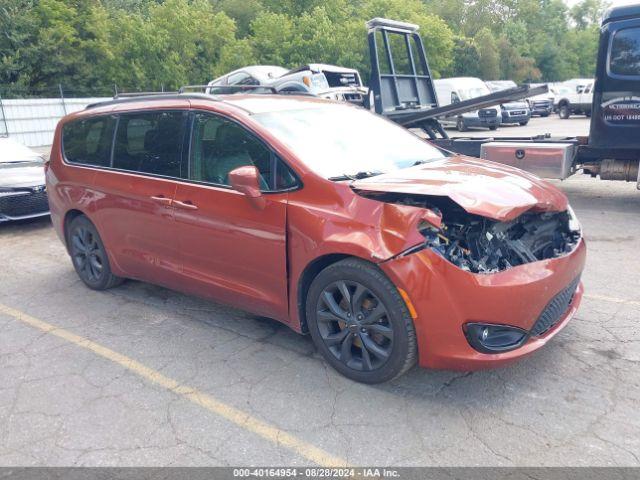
[[46, 93, 586, 383]]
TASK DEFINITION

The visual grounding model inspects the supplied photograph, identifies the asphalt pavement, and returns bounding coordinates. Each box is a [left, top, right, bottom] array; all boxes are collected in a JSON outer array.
[[2, 115, 639, 466]]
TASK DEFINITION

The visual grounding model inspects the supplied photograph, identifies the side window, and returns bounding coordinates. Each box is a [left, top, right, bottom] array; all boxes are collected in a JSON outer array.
[[227, 72, 253, 85], [190, 113, 297, 191], [62, 116, 115, 167], [237, 75, 259, 86], [610, 27, 640, 76], [113, 111, 187, 178]]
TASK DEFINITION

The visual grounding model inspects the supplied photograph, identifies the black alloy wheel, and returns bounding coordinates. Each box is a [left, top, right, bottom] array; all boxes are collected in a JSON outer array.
[[306, 258, 417, 383], [316, 280, 393, 372], [71, 225, 103, 282], [68, 216, 123, 290]]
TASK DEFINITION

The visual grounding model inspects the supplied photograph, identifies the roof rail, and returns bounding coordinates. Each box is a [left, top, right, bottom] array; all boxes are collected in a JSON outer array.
[[114, 91, 177, 99], [179, 84, 278, 94]]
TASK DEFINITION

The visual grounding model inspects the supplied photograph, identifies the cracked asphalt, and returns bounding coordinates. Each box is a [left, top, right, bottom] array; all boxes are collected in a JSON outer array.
[[1, 135, 639, 466]]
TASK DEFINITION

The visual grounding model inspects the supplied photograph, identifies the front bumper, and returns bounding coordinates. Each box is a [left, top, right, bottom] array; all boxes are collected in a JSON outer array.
[[381, 238, 586, 371], [501, 110, 531, 123], [464, 116, 501, 128], [531, 104, 553, 115], [0, 190, 50, 222]]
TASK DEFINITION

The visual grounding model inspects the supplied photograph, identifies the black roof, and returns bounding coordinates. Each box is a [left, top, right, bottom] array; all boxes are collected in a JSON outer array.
[[602, 4, 640, 24]]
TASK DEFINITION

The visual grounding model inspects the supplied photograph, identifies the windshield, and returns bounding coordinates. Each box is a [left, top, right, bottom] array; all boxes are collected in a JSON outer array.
[[253, 105, 448, 179], [458, 85, 491, 100]]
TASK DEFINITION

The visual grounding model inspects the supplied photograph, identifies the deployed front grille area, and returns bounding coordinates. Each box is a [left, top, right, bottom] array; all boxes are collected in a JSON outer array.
[[479, 108, 498, 117], [0, 191, 49, 219], [530, 276, 581, 337]]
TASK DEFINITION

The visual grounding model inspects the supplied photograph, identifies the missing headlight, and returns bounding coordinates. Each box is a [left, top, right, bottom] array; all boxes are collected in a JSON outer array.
[[358, 191, 581, 274], [420, 208, 580, 274]]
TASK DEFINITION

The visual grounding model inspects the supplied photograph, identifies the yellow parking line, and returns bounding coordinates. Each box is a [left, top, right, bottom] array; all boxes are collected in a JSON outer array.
[[584, 293, 640, 308], [0, 303, 348, 467]]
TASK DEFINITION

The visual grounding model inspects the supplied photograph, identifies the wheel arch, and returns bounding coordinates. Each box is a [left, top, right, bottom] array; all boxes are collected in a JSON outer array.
[[296, 253, 361, 333], [63, 209, 87, 252]]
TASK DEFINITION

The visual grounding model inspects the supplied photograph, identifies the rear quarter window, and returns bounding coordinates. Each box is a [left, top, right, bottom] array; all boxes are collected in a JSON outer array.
[[610, 27, 640, 76], [62, 116, 115, 167]]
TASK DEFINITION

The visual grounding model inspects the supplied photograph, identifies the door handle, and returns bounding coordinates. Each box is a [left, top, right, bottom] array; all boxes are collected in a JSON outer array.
[[173, 199, 198, 210], [151, 195, 173, 206]]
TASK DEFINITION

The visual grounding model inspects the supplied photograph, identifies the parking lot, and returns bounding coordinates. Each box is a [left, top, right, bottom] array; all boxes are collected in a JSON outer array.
[[444, 114, 590, 138], [1, 114, 639, 467]]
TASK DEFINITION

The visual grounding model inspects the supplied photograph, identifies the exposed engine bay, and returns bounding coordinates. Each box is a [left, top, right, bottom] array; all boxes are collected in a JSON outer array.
[[361, 192, 581, 274]]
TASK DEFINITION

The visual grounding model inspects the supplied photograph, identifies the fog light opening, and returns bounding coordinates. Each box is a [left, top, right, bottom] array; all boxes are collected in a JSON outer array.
[[464, 323, 529, 354]]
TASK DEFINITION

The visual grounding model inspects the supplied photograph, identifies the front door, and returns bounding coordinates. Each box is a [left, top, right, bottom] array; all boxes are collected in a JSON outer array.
[[173, 112, 295, 320]]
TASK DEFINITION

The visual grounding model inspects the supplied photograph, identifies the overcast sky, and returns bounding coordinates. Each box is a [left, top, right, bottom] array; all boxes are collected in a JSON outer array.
[[564, 0, 637, 7]]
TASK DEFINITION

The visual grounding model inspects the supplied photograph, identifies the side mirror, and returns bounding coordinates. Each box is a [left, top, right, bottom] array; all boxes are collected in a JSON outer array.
[[577, 86, 584, 94], [228, 166, 266, 209]]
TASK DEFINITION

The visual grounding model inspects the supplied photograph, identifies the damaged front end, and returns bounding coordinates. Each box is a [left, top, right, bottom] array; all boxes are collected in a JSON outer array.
[[363, 192, 581, 274]]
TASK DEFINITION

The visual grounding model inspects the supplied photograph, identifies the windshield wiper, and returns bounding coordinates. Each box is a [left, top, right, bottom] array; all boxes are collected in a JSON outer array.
[[328, 171, 384, 181]]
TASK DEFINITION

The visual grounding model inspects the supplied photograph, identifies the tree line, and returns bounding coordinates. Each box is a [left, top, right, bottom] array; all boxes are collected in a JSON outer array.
[[0, 0, 609, 97]]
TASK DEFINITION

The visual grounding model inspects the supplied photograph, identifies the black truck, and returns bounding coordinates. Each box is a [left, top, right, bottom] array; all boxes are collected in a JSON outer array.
[[365, 4, 640, 188]]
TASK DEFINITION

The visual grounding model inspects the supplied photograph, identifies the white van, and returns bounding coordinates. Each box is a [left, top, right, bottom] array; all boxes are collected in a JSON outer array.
[[433, 77, 502, 131]]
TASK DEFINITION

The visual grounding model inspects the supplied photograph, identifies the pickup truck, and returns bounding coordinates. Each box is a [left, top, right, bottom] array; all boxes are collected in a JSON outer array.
[[364, 4, 640, 189], [555, 79, 594, 119]]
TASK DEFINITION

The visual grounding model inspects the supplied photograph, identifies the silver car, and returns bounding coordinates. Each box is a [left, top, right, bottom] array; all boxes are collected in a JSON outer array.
[[208, 64, 367, 105], [0, 137, 49, 222]]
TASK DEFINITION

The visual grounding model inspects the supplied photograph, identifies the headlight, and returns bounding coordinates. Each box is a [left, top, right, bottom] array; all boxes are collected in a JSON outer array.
[[567, 205, 581, 233]]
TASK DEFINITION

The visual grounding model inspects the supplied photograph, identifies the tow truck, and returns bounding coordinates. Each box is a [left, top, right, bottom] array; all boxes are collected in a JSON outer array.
[[365, 4, 640, 189]]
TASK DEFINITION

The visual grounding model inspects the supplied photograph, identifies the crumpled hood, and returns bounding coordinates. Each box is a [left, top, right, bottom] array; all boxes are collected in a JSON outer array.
[[0, 163, 46, 189], [351, 156, 568, 222]]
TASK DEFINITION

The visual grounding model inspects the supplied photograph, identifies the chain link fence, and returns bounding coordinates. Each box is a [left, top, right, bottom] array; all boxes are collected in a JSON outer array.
[[0, 84, 166, 147]]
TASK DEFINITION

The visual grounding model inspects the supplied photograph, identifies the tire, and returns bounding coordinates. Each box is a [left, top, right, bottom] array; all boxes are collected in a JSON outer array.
[[306, 258, 417, 384], [585, 111, 592, 118], [559, 104, 570, 119], [456, 118, 468, 132], [489, 126, 498, 131], [541, 113, 550, 118], [519, 121, 529, 126], [67, 215, 123, 290]]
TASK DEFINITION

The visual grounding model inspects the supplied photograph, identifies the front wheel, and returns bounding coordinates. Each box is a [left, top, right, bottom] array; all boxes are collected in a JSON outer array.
[[519, 121, 529, 126], [306, 259, 417, 383], [489, 126, 498, 131], [68, 215, 123, 290], [456, 118, 468, 132], [559, 104, 570, 119]]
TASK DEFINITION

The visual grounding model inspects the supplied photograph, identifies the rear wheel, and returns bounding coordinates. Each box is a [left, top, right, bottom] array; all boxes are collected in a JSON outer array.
[[559, 104, 570, 119], [68, 215, 123, 290], [456, 118, 468, 132], [519, 121, 529, 126], [489, 126, 498, 131], [306, 258, 417, 383], [541, 112, 550, 117]]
